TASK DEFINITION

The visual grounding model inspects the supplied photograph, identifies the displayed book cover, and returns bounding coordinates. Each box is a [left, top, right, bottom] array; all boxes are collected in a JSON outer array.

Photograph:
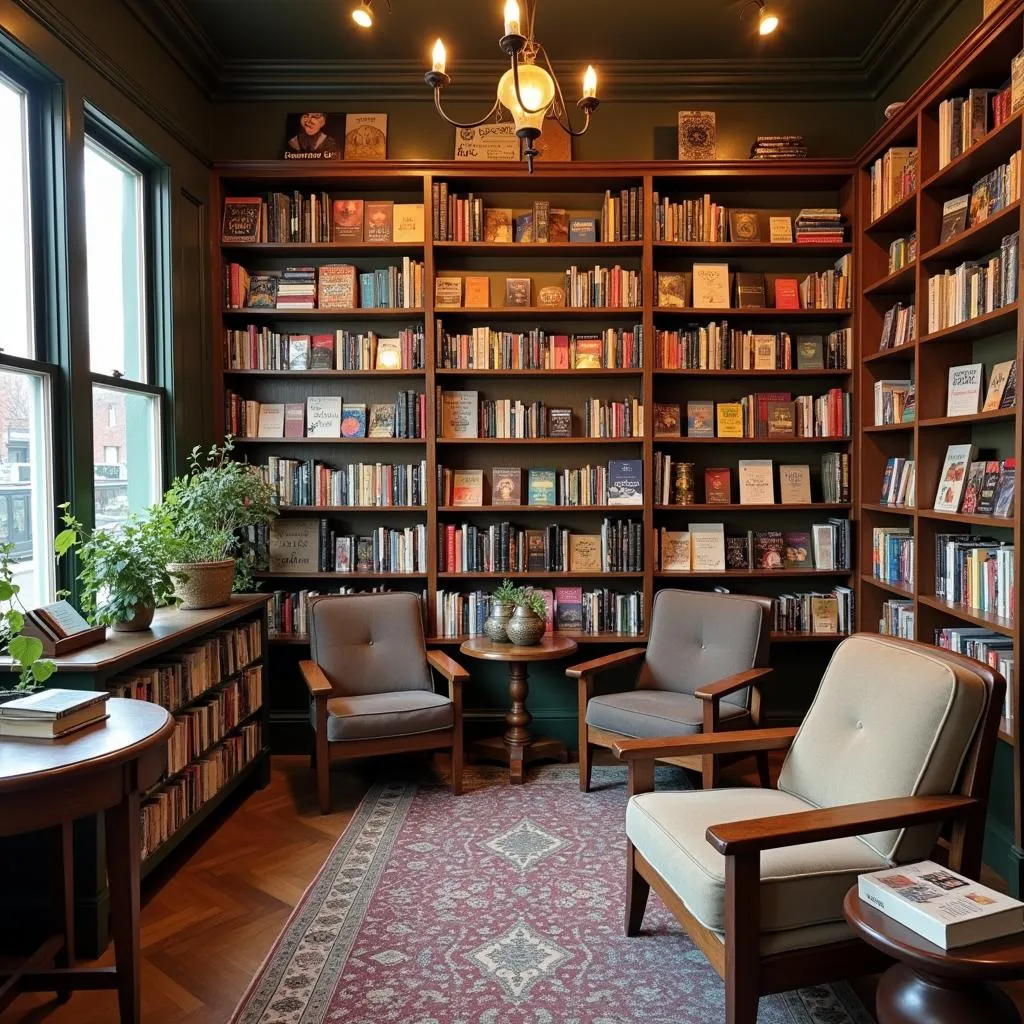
[[569, 534, 601, 572], [796, 335, 824, 369], [933, 443, 976, 511], [783, 531, 812, 569], [939, 194, 970, 243], [735, 271, 766, 308], [779, 464, 812, 504], [356, 536, 373, 572], [858, 860, 1024, 950], [505, 277, 532, 306], [812, 523, 835, 570], [692, 263, 730, 308], [810, 596, 839, 633], [660, 530, 691, 571], [538, 285, 565, 307], [344, 113, 387, 160], [222, 197, 262, 242], [769, 216, 793, 243], [738, 459, 775, 505], [248, 272, 279, 308], [532, 122, 572, 161], [686, 400, 715, 438], [532, 200, 550, 243], [549, 408, 573, 437], [688, 522, 726, 571], [464, 276, 490, 308], [554, 586, 584, 631], [716, 403, 744, 437], [283, 112, 344, 160], [435, 277, 463, 308], [363, 200, 394, 242], [375, 337, 403, 369], [946, 362, 984, 417], [548, 209, 569, 243], [453, 123, 519, 162], [332, 199, 364, 241], [284, 403, 306, 438], [677, 110, 716, 160], [491, 467, 522, 505], [341, 403, 367, 438], [288, 335, 310, 370], [704, 468, 731, 504], [901, 386, 917, 422], [960, 461, 987, 514], [983, 359, 1015, 410], [1001, 359, 1017, 408], [441, 390, 479, 438], [773, 278, 800, 310], [483, 208, 513, 243], [753, 334, 777, 370], [305, 396, 342, 437], [318, 264, 357, 309], [535, 588, 555, 634], [527, 530, 547, 570], [452, 470, 484, 506], [574, 337, 604, 369], [309, 334, 335, 369], [527, 468, 556, 506], [728, 210, 760, 242], [725, 536, 750, 570], [753, 530, 785, 569], [257, 403, 285, 438], [975, 459, 1002, 515], [393, 203, 424, 242], [656, 272, 690, 308], [569, 217, 597, 243], [269, 519, 319, 573], [513, 213, 534, 243], [654, 403, 681, 437], [766, 400, 796, 437], [994, 459, 1016, 518], [368, 403, 396, 438], [970, 174, 994, 224], [608, 460, 643, 505]]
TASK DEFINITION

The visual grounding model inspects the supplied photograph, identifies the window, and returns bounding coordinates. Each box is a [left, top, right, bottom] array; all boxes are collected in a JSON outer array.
[[107, 403, 117, 427], [103, 445, 119, 464], [0, 74, 33, 359]]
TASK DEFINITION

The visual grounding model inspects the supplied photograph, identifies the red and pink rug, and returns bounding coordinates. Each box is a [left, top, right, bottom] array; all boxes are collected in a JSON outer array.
[[231, 765, 872, 1024]]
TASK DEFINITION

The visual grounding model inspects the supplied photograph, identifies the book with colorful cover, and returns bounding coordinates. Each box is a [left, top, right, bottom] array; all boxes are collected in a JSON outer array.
[[654, 403, 681, 437], [452, 470, 484, 507], [704, 468, 731, 504], [686, 401, 715, 438], [554, 586, 584, 630], [716, 403, 744, 437], [782, 531, 812, 569], [753, 530, 785, 569], [608, 460, 643, 506], [491, 467, 522, 505], [983, 360, 1015, 410], [994, 460, 1016, 518], [309, 334, 335, 369], [527, 468, 556, 506], [341, 403, 367, 438], [960, 461, 987, 514], [933, 443, 975, 512], [332, 199, 364, 241]]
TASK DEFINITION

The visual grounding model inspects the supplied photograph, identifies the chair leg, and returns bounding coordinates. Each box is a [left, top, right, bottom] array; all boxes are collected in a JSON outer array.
[[316, 732, 331, 814], [450, 734, 463, 796], [309, 729, 317, 771], [725, 971, 760, 1024], [755, 751, 771, 788], [579, 740, 593, 792], [625, 842, 650, 936], [701, 753, 719, 790]]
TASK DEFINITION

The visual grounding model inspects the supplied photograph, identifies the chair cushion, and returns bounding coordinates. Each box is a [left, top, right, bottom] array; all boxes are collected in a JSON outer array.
[[778, 634, 986, 861], [626, 788, 890, 935], [586, 689, 749, 739], [321, 690, 453, 742]]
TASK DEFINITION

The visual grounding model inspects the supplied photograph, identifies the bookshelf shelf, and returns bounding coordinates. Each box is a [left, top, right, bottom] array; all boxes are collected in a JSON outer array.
[[433, 241, 643, 256], [424, 631, 648, 645], [654, 307, 852, 320], [436, 571, 645, 580], [918, 303, 1019, 345], [859, 574, 914, 599], [920, 201, 1022, 264], [653, 368, 853, 378], [654, 503, 852, 511], [652, 241, 853, 256], [655, 436, 852, 445], [222, 241, 425, 254], [916, 594, 1015, 637], [863, 263, 917, 296], [438, 504, 623, 513], [233, 436, 425, 445], [861, 502, 915, 515], [438, 306, 643, 319], [224, 369, 427, 379], [434, 368, 643, 378], [435, 436, 642, 446], [921, 111, 1023, 192], [253, 571, 426, 580], [269, 633, 311, 646], [917, 408, 1017, 427], [915, 508, 1016, 527], [222, 307, 426, 319], [863, 422, 914, 434], [277, 505, 426, 513], [772, 631, 851, 642], [863, 345, 915, 365], [866, 191, 917, 233], [656, 568, 852, 579]]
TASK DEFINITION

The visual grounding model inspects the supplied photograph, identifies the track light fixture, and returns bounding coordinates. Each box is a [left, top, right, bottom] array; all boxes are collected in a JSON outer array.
[[742, 0, 779, 35], [351, 0, 374, 28]]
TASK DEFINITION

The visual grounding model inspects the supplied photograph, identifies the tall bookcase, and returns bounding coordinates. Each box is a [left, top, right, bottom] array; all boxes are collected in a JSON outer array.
[[855, 3, 1024, 892]]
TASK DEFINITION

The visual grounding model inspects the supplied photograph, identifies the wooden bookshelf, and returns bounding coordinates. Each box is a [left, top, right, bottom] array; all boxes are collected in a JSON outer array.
[[854, 2, 1023, 889]]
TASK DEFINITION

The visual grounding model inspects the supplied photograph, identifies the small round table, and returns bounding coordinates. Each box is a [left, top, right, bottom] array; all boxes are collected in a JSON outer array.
[[843, 886, 1024, 1024], [460, 635, 578, 785]]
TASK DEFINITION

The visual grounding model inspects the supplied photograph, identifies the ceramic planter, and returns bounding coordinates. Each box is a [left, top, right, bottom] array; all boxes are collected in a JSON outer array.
[[111, 603, 156, 632]]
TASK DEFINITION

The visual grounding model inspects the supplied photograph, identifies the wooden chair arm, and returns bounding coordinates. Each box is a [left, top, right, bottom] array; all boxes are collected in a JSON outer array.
[[612, 727, 798, 763], [694, 667, 772, 703], [706, 794, 980, 856], [565, 647, 646, 680], [427, 649, 469, 687], [299, 660, 333, 698]]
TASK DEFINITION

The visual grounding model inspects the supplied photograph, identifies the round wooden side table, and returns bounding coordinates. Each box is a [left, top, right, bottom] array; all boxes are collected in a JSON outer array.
[[459, 635, 578, 785], [843, 886, 1024, 1024]]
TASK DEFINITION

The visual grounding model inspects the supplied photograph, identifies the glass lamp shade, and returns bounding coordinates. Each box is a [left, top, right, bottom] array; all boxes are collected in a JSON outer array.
[[496, 63, 555, 133]]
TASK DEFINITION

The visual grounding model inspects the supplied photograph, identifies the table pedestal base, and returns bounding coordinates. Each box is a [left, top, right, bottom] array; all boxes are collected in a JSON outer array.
[[469, 735, 568, 785], [877, 963, 1020, 1024]]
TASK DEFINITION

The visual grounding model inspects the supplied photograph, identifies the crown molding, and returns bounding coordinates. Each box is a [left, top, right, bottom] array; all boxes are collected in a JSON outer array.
[[120, 0, 220, 95], [12, 0, 209, 162]]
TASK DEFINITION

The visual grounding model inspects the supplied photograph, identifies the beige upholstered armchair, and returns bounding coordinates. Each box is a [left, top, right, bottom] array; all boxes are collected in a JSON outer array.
[[614, 634, 1004, 1024], [567, 589, 773, 791], [300, 592, 466, 813]]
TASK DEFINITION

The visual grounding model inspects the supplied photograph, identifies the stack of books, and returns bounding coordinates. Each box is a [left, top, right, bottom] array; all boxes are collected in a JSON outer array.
[[275, 267, 317, 309], [795, 209, 844, 244], [750, 135, 807, 159], [0, 688, 109, 739]]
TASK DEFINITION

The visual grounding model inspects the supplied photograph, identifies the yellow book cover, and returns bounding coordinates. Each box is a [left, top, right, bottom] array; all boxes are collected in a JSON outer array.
[[716, 402, 744, 437]]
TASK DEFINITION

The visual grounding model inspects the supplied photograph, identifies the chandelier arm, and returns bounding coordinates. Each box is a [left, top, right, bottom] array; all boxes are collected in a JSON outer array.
[[510, 50, 551, 116], [539, 46, 593, 137], [431, 90, 502, 130]]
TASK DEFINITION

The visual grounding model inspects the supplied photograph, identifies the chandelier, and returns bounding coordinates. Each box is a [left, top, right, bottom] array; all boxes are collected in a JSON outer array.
[[424, 0, 599, 172]]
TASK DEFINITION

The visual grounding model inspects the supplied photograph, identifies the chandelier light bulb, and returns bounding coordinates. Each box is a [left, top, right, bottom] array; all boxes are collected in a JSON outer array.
[[351, 0, 373, 28], [432, 38, 447, 74], [497, 62, 555, 133], [503, 0, 522, 36], [758, 5, 779, 34], [582, 65, 597, 99]]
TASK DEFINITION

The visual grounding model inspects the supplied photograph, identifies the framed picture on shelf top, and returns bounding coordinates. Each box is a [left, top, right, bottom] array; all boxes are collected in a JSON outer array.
[[283, 112, 344, 160]]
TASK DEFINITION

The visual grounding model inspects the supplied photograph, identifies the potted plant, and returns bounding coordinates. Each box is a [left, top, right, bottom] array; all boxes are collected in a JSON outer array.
[[0, 542, 55, 702], [505, 587, 548, 647], [483, 578, 520, 643], [162, 438, 278, 609], [55, 505, 176, 631]]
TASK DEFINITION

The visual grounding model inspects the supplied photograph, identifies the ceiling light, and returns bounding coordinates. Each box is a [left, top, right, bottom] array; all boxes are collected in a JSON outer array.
[[351, 1, 373, 28], [424, 0, 600, 172], [757, 2, 779, 35]]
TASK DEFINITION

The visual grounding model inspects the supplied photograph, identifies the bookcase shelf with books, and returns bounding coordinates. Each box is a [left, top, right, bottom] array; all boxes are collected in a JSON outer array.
[[854, 1, 1023, 891]]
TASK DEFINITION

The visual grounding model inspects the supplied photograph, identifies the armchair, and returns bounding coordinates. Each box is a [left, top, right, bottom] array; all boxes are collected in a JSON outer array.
[[566, 589, 773, 791], [614, 634, 1004, 1024], [301, 592, 466, 813]]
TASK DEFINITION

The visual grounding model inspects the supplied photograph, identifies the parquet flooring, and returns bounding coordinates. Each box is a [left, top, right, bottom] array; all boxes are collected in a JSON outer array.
[[2, 752, 1023, 1022]]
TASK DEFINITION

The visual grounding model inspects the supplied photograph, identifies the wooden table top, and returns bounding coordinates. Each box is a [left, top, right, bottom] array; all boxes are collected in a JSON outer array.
[[0, 698, 174, 792], [843, 887, 1024, 980], [460, 635, 579, 662]]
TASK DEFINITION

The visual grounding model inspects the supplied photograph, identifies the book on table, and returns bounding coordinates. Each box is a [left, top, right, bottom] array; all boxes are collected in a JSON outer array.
[[0, 688, 110, 739], [858, 860, 1024, 950]]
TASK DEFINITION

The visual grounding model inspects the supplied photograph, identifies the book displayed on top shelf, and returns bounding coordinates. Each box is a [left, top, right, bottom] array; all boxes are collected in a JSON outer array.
[[283, 112, 344, 160], [751, 135, 807, 159], [677, 111, 716, 161], [453, 123, 519, 161], [344, 113, 387, 160]]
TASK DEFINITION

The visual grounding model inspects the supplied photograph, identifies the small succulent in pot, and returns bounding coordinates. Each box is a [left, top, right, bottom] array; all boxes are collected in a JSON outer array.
[[483, 578, 520, 643]]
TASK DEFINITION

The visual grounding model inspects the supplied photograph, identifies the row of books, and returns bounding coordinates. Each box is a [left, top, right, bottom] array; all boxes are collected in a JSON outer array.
[[259, 458, 426, 508], [935, 628, 1014, 720], [937, 88, 1008, 169], [654, 326, 850, 371], [654, 263, 851, 311], [221, 195, 424, 245], [880, 458, 916, 508], [433, 587, 645, 638], [869, 146, 917, 223], [567, 265, 641, 308], [435, 326, 643, 370], [225, 327, 425, 372], [872, 528, 914, 587], [948, 359, 1017, 416], [874, 380, 914, 425], [750, 135, 807, 159], [935, 444, 1015, 518], [267, 585, 414, 638], [106, 622, 262, 714], [880, 598, 914, 639], [939, 152, 1021, 249], [438, 519, 643, 574], [140, 721, 262, 860], [653, 454, 849, 506], [794, 209, 844, 244], [888, 233, 916, 275], [437, 461, 641, 508], [657, 518, 850, 572], [225, 261, 425, 311], [935, 536, 1015, 619], [652, 194, 729, 242], [878, 301, 915, 351], [266, 520, 427, 575], [926, 231, 1019, 334], [228, 392, 426, 440], [773, 587, 855, 635], [165, 669, 262, 777]]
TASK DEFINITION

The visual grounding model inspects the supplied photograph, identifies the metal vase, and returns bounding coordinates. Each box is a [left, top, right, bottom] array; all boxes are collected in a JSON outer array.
[[505, 606, 545, 646], [483, 600, 514, 643]]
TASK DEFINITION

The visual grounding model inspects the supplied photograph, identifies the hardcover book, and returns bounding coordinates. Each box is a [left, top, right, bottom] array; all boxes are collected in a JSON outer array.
[[939, 194, 970, 243], [753, 335, 777, 370], [375, 337, 403, 369], [686, 401, 715, 438], [248, 273, 279, 308], [704, 468, 731, 504], [222, 197, 262, 242], [513, 213, 533, 243], [812, 523, 835, 569], [548, 408, 573, 437], [344, 113, 387, 160], [796, 335, 824, 369], [574, 337, 604, 369], [548, 209, 569, 243], [753, 530, 785, 569], [738, 460, 775, 505], [505, 277, 532, 306], [660, 530, 691, 571], [257, 403, 285, 438], [392, 203, 424, 242], [726, 536, 750, 570], [960, 461, 987, 514], [288, 336, 310, 370], [778, 464, 812, 504], [491, 467, 522, 505], [946, 363, 984, 417], [341, 403, 367, 438], [975, 460, 1002, 515], [783, 531, 812, 569], [735, 272, 766, 308], [440, 390, 479, 438], [368, 403, 396, 438], [773, 278, 800, 310], [318, 264, 357, 309], [284, 403, 306, 438], [982, 360, 1015, 410], [527, 468, 556, 506], [656, 272, 690, 308], [554, 586, 584, 631], [766, 400, 796, 438], [810, 596, 839, 633], [716, 403, 744, 437], [363, 200, 394, 241], [608, 460, 643, 505], [769, 216, 793, 243], [434, 277, 463, 308], [283, 112, 344, 160], [527, 530, 547, 570], [688, 522, 726, 571], [532, 200, 550, 243], [569, 534, 601, 572], [483, 208, 513, 242], [933, 443, 976, 512], [677, 110, 716, 160], [654, 403, 681, 437], [994, 460, 1016, 518], [464, 276, 490, 308], [305, 396, 342, 437], [309, 334, 335, 369], [569, 217, 597, 243], [728, 210, 761, 242], [452, 470, 484, 507], [269, 519, 319, 574], [692, 263, 730, 308], [332, 199, 364, 241]]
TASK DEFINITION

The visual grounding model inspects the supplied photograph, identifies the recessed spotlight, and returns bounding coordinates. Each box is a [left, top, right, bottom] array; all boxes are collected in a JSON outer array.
[[757, 1, 779, 35], [351, 0, 374, 29]]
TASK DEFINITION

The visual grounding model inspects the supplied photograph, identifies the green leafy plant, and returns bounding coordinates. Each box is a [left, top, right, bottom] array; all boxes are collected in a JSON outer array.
[[493, 578, 522, 605], [55, 505, 177, 627], [0, 543, 55, 691], [518, 589, 548, 619], [162, 438, 278, 590]]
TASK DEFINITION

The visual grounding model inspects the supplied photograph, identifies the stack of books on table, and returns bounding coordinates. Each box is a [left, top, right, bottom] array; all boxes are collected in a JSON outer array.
[[749, 135, 807, 159], [795, 209, 844, 244], [859, 861, 1024, 949], [0, 688, 110, 739]]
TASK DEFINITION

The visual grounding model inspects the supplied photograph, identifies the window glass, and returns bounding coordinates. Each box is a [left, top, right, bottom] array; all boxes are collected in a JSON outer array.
[[0, 75, 33, 358], [84, 138, 146, 379], [92, 385, 160, 526]]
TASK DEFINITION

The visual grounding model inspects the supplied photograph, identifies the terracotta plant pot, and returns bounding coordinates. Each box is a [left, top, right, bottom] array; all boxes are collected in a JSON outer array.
[[483, 600, 514, 643], [505, 606, 545, 646], [167, 559, 235, 610], [111, 603, 156, 632]]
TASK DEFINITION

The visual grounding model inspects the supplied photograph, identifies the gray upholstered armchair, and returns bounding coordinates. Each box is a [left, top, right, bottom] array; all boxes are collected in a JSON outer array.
[[567, 589, 773, 791], [300, 592, 465, 813]]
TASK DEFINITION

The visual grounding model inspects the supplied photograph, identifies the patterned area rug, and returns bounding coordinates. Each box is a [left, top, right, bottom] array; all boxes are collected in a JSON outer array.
[[231, 765, 873, 1024]]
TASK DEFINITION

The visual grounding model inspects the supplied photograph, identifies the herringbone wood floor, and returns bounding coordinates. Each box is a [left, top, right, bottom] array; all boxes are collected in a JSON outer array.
[[3, 753, 1024, 1022]]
